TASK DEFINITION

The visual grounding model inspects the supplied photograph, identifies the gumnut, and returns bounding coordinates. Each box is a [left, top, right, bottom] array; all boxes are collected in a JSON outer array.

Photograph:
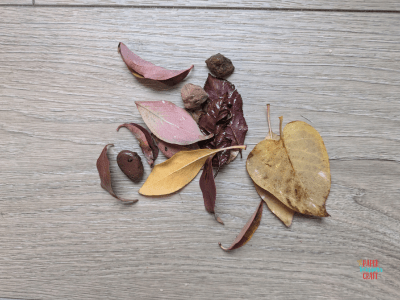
[[117, 150, 144, 182], [181, 83, 209, 110], [205, 53, 235, 78]]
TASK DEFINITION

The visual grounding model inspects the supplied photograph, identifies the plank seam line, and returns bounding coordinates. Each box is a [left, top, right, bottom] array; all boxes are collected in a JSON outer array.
[[1, 4, 400, 13]]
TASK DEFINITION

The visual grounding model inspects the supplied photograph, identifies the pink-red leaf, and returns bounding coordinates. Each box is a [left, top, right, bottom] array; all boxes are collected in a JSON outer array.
[[117, 123, 159, 167], [136, 100, 213, 145], [96, 144, 138, 204], [219, 201, 263, 251], [152, 134, 199, 158], [118, 42, 193, 85]]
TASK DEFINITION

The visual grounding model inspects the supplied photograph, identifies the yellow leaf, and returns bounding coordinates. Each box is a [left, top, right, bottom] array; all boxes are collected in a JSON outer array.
[[253, 182, 294, 227], [252, 105, 295, 226], [247, 106, 330, 217], [139, 145, 246, 196]]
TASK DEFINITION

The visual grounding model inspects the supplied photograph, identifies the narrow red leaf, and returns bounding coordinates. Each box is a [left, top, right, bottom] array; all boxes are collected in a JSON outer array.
[[118, 42, 193, 86], [219, 200, 263, 251], [200, 156, 224, 225], [96, 144, 138, 204], [117, 123, 159, 167], [152, 134, 198, 158], [200, 156, 216, 213]]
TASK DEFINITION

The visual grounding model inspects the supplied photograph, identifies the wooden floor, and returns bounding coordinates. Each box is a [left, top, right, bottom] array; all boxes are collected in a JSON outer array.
[[0, 2, 399, 299]]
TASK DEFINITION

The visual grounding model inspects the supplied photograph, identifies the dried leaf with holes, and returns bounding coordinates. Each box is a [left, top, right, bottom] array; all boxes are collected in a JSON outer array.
[[136, 100, 213, 146], [139, 145, 246, 196], [96, 144, 138, 204], [219, 201, 263, 251], [246, 105, 331, 217], [118, 42, 193, 85], [117, 123, 159, 167]]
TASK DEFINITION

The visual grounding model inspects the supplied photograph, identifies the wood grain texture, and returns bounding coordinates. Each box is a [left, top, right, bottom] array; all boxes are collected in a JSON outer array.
[[0, 7, 399, 299], [33, 0, 400, 11], [0, 0, 31, 4]]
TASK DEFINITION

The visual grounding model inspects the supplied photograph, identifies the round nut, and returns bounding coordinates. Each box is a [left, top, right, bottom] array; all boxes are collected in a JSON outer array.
[[205, 53, 235, 78], [117, 150, 144, 182], [181, 83, 209, 110]]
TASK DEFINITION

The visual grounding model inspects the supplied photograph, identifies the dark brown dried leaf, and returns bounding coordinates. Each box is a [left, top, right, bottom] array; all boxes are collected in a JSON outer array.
[[219, 200, 263, 251], [117, 123, 159, 167], [152, 134, 199, 159], [199, 156, 223, 224], [96, 144, 138, 204], [198, 74, 248, 167]]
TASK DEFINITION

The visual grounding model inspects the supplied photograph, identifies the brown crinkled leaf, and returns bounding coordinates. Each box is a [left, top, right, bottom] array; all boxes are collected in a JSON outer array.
[[198, 74, 248, 168], [219, 201, 263, 251], [117, 123, 159, 167], [152, 134, 198, 159], [118, 42, 193, 86], [199, 156, 224, 224], [246, 106, 331, 217], [96, 144, 138, 204]]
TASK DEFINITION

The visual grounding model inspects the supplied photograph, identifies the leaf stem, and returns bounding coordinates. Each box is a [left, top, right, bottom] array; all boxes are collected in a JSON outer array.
[[267, 104, 272, 138], [279, 116, 283, 137]]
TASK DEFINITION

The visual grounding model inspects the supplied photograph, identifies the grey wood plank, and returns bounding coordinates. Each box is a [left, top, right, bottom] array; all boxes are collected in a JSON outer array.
[[1, 7, 400, 300], [33, 0, 400, 11], [0, 0, 31, 4]]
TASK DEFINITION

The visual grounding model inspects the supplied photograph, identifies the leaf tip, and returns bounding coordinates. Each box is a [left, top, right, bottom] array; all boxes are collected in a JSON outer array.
[[218, 242, 229, 251], [122, 199, 139, 205]]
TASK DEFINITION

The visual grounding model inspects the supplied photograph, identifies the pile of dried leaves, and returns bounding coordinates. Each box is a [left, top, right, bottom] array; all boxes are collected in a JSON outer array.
[[96, 43, 331, 251]]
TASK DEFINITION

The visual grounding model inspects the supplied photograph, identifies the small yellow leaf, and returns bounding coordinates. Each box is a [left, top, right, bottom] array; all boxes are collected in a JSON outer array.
[[253, 182, 294, 227], [139, 145, 246, 196]]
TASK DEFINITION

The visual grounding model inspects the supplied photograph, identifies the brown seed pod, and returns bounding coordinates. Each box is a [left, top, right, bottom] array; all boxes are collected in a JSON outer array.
[[117, 150, 144, 182], [181, 83, 209, 110], [205, 53, 235, 78]]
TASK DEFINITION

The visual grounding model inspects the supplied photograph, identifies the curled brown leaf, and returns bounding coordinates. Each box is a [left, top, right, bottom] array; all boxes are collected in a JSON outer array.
[[117, 123, 159, 167], [219, 201, 263, 251], [96, 144, 138, 204]]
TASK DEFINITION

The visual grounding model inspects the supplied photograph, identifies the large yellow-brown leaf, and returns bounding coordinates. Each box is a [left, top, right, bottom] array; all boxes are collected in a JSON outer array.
[[252, 105, 295, 226], [139, 145, 246, 196], [247, 116, 330, 217]]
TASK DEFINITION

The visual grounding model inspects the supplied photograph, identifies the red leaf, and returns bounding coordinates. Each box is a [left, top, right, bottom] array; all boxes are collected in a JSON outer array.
[[117, 123, 159, 167], [200, 156, 224, 225], [219, 201, 263, 251], [152, 134, 198, 159], [96, 144, 138, 204], [118, 42, 193, 86], [199, 74, 248, 167]]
